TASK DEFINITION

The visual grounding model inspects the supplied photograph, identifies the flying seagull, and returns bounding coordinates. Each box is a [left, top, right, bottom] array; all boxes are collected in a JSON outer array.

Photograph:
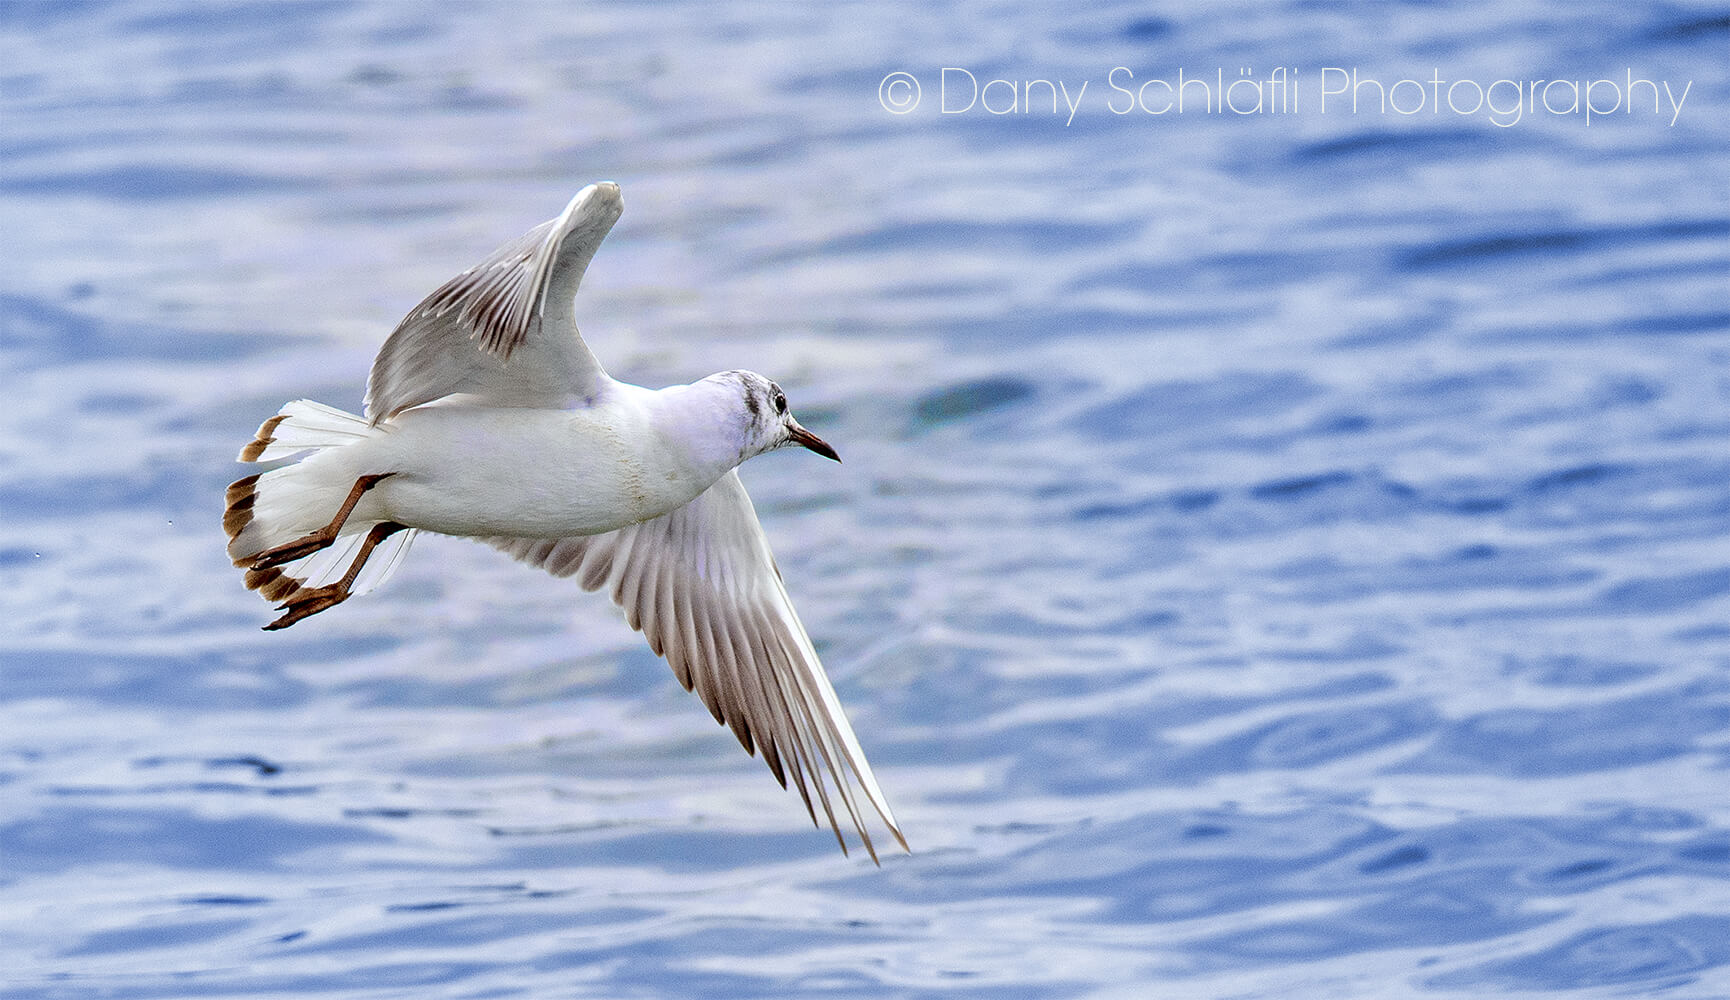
[[224, 183, 905, 861]]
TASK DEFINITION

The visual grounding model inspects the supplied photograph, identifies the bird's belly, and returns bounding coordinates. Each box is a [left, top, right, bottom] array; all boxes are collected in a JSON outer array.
[[365, 409, 698, 538], [383, 467, 651, 537]]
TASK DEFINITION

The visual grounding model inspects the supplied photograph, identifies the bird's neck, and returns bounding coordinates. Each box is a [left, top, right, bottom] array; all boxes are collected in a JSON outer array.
[[641, 380, 753, 485]]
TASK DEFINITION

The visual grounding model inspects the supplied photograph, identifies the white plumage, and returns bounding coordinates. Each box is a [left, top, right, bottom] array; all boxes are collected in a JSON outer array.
[[224, 183, 904, 861]]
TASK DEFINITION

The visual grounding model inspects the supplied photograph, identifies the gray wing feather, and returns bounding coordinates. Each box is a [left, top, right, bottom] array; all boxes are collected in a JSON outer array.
[[483, 470, 906, 862], [365, 183, 624, 422]]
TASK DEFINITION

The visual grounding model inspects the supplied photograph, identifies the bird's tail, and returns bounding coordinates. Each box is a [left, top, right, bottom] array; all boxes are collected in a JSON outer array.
[[224, 400, 416, 615]]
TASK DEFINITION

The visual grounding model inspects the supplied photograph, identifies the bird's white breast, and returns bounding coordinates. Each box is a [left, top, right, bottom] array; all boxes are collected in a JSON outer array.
[[361, 396, 716, 539]]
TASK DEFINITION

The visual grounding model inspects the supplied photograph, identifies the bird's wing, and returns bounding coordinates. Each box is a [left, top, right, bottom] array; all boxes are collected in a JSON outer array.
[[484, 470, 906, 862], [365, 182, 624, 422]]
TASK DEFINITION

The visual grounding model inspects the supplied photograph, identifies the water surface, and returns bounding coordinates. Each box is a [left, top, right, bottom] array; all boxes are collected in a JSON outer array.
[[3, 3, 1728, 998]]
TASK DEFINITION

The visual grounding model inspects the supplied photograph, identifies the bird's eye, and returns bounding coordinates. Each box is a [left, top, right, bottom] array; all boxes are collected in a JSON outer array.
[[773, 391, 787, 414]]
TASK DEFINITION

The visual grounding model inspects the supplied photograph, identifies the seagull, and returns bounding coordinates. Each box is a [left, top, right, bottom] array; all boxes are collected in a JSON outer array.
[[223, 182, 905, 861]]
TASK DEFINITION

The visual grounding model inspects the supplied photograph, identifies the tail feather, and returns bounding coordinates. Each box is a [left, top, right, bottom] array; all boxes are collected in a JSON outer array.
[[238, 399, 373, 463], [225, 400, 417, 622], [223, 474, 261, 538]]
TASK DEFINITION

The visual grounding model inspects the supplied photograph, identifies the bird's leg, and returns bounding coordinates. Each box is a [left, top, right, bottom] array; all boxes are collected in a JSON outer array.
[[249, 472, 396, 570], [265, 520, 406, 631]]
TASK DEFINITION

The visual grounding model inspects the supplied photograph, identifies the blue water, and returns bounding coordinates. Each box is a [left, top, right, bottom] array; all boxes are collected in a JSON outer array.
[[3, 2, 1728, 997]]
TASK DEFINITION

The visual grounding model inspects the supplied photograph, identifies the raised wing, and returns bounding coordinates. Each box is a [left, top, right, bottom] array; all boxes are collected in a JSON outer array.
[[485, 470, 906, 862], [365, 182, 624, 422]]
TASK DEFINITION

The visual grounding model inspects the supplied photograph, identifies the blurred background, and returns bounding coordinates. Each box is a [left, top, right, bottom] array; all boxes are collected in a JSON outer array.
[[2, 2, 1727, 998]]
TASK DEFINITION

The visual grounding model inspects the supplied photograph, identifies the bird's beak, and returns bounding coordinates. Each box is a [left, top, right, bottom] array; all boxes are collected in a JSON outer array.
[[786, 419, 841, 462]]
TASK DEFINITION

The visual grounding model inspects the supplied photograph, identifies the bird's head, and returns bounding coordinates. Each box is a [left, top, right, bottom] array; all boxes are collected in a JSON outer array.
[[712, 370, 840, 464]]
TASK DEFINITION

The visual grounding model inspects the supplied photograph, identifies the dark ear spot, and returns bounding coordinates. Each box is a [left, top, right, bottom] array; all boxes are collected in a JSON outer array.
[[745, 387, 760, 418]]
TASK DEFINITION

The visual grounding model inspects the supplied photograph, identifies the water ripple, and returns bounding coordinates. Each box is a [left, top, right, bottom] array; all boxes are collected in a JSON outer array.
[[3, 2, 1727, 998]]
